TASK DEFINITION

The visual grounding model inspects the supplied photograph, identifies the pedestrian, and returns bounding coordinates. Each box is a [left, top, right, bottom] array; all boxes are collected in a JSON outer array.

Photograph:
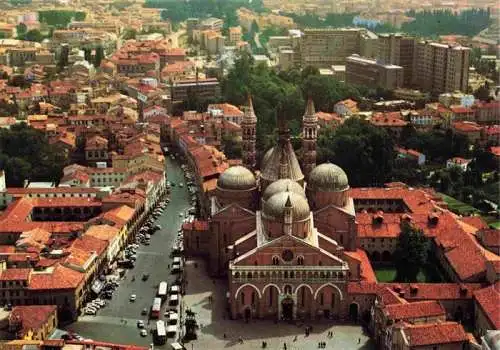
[[293, 335, 297, 342], [223, 333, 226, 339], [358, 338, 361, 344], [238, 336, 243, 344], [283, 343, 287, 350]]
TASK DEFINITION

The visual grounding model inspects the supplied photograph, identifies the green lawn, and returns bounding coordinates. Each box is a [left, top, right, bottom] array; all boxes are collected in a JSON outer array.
[[374, 264, 448, 283], [438, 192, 481, 215]]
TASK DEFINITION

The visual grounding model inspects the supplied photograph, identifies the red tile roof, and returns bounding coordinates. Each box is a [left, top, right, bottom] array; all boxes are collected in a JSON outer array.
[[10, 305, 57, 338], [402, 322, 468, 346], [490, 146, 500, 157], [70, 234, 108, 258], [474, 282, 500, 329], [452, 121, 482, 132], [347, 282, 483, 300], [344, 249, 377, 282], [28, 264, 84, 290], [480, 229, 500, 248], [460, 216, 489, 231], [182, 220, 209, 232], [0, 268, 31, 281], [384, 300, 445, 320]]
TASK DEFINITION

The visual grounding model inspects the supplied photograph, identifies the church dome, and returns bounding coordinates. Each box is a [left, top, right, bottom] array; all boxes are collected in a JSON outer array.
[[262, 179, 305, 201], [308, 163, 349, 192], [263, 191, 310, 221], [217, 166, 256, 191]]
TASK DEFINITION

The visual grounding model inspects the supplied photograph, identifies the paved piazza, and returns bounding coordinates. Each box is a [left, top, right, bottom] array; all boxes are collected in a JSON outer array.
[[183, 259, 375, 350]]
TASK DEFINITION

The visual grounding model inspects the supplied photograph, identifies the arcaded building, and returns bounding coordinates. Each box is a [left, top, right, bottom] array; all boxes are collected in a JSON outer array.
[[185, 96, 372, 321]]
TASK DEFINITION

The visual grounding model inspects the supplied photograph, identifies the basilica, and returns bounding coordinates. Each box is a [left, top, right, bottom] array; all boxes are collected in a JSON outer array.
[[188, 95, 374, 321]]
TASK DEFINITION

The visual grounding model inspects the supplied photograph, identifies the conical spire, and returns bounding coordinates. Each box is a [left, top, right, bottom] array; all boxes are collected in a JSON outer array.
[[243, 93, 257, 122], [303, 97, 317, 121]]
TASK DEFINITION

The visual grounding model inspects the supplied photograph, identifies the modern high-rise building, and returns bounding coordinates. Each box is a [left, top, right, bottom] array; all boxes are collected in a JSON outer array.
[[376, 34, 416, 87], [412, 41, 470, 95], [298, 28, 378, 68], [346, 54, 404, 90]]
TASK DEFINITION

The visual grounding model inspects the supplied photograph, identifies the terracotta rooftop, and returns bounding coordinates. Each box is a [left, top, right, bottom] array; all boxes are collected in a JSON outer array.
[[474, 282, 500, 329], [384, 300, 445, 320], [85, 135, 108, 150], [402, 322, 468, 346], [347, 282, 483, 300], [344, 249, 377, 282], [452, 121, 482, 132], [9, 305, 57, 338], [85, 224, 120, 242], [28, 264, 84, 290], [0, 268, 31, 281]]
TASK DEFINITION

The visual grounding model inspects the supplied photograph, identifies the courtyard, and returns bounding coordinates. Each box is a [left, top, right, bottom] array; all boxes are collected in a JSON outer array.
[[182, 259, 375, 350]]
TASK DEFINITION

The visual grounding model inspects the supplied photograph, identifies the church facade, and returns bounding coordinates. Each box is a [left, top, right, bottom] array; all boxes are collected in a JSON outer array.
[[188, 97, 368, 321]]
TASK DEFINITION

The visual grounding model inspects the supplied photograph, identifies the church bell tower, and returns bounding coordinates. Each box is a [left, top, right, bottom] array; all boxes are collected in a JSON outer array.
[[302, 98, 318, 179], [242, 94, 257, 170]]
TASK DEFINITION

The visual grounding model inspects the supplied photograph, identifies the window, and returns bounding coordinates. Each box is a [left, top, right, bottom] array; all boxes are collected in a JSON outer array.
[[331, 293, 335, 308], [241, 292, 245, 305], [251, 292, 256, 305], [297, 256, 304, 265], [320, 293, 324, 306], [301, 290, 305, 307], [269, 288, 273, 306], [318, 261, 322, 266], [272, 256, 279, 265], [284, 285, 292, 294]]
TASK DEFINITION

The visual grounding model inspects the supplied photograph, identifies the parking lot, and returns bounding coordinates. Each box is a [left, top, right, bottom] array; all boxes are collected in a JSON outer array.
[[64, 156, 192, 346]]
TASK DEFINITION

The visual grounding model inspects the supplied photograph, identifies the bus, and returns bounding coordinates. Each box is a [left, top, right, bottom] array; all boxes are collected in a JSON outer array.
[[151, 297, 162, 319], [155, 320, 166, 345], [158, 281, 168, 300]]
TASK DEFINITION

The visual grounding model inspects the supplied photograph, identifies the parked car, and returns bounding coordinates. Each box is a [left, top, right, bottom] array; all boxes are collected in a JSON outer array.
[[130, 294, 137, 302], [137, 320, 145, 328]]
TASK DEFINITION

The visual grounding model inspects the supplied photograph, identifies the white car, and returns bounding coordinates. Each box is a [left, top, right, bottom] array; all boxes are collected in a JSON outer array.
[[85, 308, 96, 315], [130, 294, 137, 302], [137, 320, 145, 328], [140, 329, 148, 337]]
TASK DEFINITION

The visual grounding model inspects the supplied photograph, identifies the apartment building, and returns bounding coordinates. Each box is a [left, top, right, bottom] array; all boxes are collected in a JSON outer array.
[[228, 27, 242, 45], [377, 34, 415, 87], [299, 28, 377, 68], [412, 41, 470, 95], [346, 54, 403, 90], [170, 78, 221, 103]]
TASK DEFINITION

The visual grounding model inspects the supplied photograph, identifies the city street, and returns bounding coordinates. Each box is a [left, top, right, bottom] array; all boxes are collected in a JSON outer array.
[[64, 157, 191, 346]]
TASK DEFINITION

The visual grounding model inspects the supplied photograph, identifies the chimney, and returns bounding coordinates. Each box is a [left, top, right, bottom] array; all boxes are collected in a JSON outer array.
[[372, 211, 384, 225], [459, 285, 468, 296], [428, 213, 439, 225]]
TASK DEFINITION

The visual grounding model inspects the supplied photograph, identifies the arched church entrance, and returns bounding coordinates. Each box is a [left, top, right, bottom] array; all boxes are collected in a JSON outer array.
[[349, 303, 359, 322], [281, 297, 294, 320]]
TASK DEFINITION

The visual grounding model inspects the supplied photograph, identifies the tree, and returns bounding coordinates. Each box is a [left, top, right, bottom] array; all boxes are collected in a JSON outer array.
[[393, 221, 429, 282], [318, 118, 395, 186], [222, 134, 242, 159], [474, 83, 491, 102], [121, 28, 137, 40], [94, 46, 104, 67], [16, 23, 27, 38], [23, 29, 44, 42], [0, 123, 69, 187]]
